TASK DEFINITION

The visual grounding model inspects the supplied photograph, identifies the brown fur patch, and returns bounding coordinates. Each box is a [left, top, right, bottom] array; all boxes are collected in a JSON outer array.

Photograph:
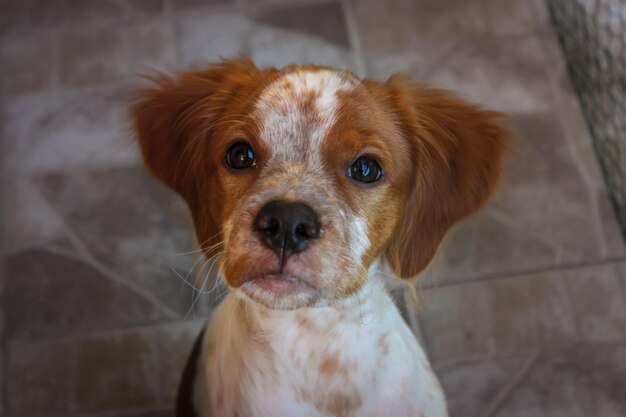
[[132, 59, 282, 263], [314, 388, 363, 417], [319, 354, 341, 376], [363, 77, 515, 278], [378, 333, 390, 356]]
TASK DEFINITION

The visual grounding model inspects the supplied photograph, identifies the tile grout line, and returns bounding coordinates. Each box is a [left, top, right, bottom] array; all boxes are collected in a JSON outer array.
[[162, 0, 183, 71], [0, 36, 6, 416], [486, 205, 578, 260], [5, 222, 625, 303], [611, 262, 626, 310], [434, 337, 626, 372], [49, 26, 61, 96], [5, 308, 207, 349], [38, 241, 181, 319], [12, 182, 183, 320], [480, 351, 538, 417], [420, 255, 626, 292], [340, 0, 367, 78]]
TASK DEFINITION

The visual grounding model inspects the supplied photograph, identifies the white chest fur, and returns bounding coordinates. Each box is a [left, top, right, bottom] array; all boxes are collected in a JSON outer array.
[[193, 276, 448, 417]]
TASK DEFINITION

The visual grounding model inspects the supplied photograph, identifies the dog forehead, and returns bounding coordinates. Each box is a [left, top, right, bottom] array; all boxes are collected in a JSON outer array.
[[253, 69, 358, 162]]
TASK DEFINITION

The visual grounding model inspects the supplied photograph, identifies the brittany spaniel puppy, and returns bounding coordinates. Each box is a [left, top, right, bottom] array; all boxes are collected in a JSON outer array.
[[132, 58, 512, 417]]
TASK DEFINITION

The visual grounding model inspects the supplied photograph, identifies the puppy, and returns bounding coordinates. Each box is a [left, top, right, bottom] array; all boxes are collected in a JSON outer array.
[[132, 58, 512, 417]]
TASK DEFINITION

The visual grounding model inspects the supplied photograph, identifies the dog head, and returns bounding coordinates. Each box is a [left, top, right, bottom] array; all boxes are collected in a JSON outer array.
[[132, 59, 512, 310]]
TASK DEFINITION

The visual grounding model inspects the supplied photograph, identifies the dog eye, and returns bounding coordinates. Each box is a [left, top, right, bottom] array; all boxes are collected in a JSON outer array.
[[348, 156, 383, 184], [225, 141, 256, 170]]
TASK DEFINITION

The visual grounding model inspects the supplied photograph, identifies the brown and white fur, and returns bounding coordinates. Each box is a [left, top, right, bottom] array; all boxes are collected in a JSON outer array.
[[131, 59, 513, 417]]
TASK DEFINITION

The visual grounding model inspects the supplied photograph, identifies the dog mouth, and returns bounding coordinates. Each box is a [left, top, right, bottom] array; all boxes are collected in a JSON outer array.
[[237, 272, 320, 308], [242, 272, 315, 294]]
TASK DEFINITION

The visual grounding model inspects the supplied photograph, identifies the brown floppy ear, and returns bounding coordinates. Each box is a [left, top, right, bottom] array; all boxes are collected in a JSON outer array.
[[130, 58, 259, 208], [383, 76, 514, 278], [131, 58, 262, 253]]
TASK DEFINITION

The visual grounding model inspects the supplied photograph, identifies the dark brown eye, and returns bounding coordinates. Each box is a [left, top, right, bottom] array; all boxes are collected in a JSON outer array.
[[225, 141, 256, 170], [348, 156, 383, 184]]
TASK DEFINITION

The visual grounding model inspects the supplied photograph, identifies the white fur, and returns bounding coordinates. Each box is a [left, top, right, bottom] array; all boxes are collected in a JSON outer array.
[[254, 70, 357, 167], [194, 263, 448, 417], [348, 215, 370, 266]]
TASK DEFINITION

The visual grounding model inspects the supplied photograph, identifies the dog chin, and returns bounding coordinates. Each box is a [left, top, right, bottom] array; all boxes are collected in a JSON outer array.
[[237, 273, 321, 310]]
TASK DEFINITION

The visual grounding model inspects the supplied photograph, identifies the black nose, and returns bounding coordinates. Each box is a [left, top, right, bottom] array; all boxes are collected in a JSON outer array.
[[254, 200, 321, 263]]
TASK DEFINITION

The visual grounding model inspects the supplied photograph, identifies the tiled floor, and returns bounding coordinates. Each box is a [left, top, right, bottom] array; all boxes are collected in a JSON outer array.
[[1, 0, 625, 416]]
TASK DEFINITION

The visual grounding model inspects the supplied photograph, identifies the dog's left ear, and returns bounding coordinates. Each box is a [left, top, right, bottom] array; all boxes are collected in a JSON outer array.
[[380, 75, 514, 279], [131, 58, 263, 254], [131, 59, 260, 207]]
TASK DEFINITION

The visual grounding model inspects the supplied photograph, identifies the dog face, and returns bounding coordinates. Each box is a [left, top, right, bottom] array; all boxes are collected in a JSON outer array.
[[132, 59, 512, 310]]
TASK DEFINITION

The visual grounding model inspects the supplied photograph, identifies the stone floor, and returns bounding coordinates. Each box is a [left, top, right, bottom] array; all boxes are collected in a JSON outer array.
[[1, 0, 625, 416]]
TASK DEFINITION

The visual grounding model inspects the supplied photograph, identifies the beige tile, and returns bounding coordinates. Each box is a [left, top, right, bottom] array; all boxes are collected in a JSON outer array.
[[424, 261, 626, 365], [421, 269, 578, 364], [354, 0, 562, 113], [437, 112, 607, 283], [529, 0, 552, 27], [57, 0, 164, 23], [354, 0, 489, 57], [567, 264, 626, 343], [495, 344, 626, 417], [58, 24, 128, 87], [2, 85, 139, 175], [552, 86, 626, 260], [440, 344, 626, 417], [5, 320, 206, 416], [244, 0, 332, 7], [175, 11, 251, 69], [3, 177, 67, 254], [420, 279, 496, 362], [0, 0, 61, 37], [0, 32, 56, 95], [174, 0, 231, 9], [6, 340, 77, 416], [3, 91, 56, 174], [435, 205, 559, 284], [353, 0, 491, 79], [33, 168, 220, 319], [249, 24, 355, 70], [73, 332, 160, 411], [251, 1, 349, 48], [489, 273, 578, 354], [614, 262, 626, 304], [125, 18, 178, 75], [155, 320, 206, 402], [438, 354, 531, 417], [175, 6, 353, 71], [422, 35, 554, 113], [0, 0, 164, 37], [485, 0, 540, 36], [4, 248, 167, 341]]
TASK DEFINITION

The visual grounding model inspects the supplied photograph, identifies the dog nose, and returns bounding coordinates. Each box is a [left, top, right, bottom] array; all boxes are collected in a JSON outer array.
[[254, 200, 321, 262]]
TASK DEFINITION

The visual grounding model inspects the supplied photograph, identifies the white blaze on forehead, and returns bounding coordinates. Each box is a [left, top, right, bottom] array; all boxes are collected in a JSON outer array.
[[254, 70, 357, 164]]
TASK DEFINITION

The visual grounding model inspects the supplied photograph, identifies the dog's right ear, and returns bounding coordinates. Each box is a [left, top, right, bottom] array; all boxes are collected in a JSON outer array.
[[378, 76, 514, 279], [131, 58, 260, 207]]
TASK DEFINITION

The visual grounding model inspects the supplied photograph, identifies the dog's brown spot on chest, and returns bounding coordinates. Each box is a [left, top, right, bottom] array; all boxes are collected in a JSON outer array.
[[378, 332, 390, 355], [319, 354, 341, 376], [314, 389, 363, 417]]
